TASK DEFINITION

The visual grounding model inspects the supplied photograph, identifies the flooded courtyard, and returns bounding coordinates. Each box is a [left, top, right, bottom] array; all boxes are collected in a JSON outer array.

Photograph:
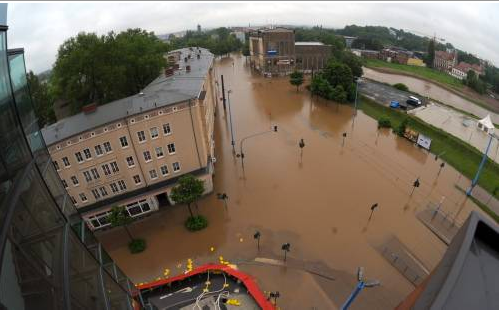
[[98, 54, 484, 309]]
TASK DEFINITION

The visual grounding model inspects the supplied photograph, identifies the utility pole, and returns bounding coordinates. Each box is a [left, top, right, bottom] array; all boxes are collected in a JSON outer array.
[[221, 74, 226, 110], [227, 90, 236, 154]]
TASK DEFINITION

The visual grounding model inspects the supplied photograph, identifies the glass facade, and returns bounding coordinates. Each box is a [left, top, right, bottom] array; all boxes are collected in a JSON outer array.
[[0, 9, 138, 310]]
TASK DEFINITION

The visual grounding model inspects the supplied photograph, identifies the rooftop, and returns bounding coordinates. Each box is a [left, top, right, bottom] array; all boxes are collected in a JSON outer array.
[[435, 50, 456, 61], [295, 41, 324, 46], [41, 47, 214, 146], [408, 211, 499, 309]]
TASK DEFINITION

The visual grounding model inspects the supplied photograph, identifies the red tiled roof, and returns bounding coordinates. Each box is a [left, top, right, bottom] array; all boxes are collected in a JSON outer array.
[[435, 50, 455, 61]]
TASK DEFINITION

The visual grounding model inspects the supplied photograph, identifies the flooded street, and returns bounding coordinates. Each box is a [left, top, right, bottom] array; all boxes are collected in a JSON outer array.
[[99, 54, 484, 309], [363, 67, 499, 124]]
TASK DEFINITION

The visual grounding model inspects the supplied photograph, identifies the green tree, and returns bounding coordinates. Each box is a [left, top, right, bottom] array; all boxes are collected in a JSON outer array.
[[341, 52, 363, 78], [426, 39, 435, 68], [51, 29, 169, 114], [108, 206, 134, 241], [170, 174, 205, 217], [27, 71, 56, 127], [393, 83, 409, 92], [290, 70, 304, 91]]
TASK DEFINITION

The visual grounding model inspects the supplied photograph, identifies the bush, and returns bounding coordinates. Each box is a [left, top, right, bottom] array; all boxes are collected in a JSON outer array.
[[393, 83, 409, 92], [185, 215, 208, 231], [128, 238, 146, 254], [394, 118, 409, 136], [377, 116, 391, 128]]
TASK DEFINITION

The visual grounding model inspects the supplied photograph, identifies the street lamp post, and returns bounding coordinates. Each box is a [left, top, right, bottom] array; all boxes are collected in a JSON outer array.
[[236, 126, 278, 173], [299, 138, 305, 163], [354, 79, 359, 116], [410, 178, 420, 196], [368, 203, 378, 221], [437, 162, 445, 176], [269, 291, 280, 307], [341, 267, 381, 310], [227, 90, 236, 154], [217, 193, 228, 211], [342, 132, 347, 147], [467, 134, 494, 196], [254, 231, 261, 251], [281, 243, 290, 262]]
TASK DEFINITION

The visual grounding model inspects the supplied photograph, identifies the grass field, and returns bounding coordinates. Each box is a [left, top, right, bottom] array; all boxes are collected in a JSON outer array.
[[359, 96, 499, 202], [364, 58, 464, 89]]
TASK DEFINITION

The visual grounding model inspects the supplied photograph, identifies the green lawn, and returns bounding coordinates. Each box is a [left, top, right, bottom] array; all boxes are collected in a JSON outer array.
[[359, 96, 499, 201], [364, 58, 464, 90]]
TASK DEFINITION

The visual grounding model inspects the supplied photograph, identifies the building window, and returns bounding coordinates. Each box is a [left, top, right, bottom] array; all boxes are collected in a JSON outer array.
[[150, 127, 159, 139], [70, 196, 77, 204], [118, 180, 127, 191], [110, 182, 119, 193], [83, 171, 92, 182], [79, 193, 88, 202], [75, 152, 84, 163], [149, 169, 158, 179], [160, 165, 169, 176], [155, 146, 164, 158], [167, 143, 176, 154], [61, 179, 68, 188], [102, 164, 111, 176], [103, 141, 112, 152], [110, 161, 119, 173], [91, 168, 100, 179], [133, 175, 141, 185], [143, 151, 152, 162], [99, 186, 108, 197], [126, 156, 135, 167], [173, 161, 181, 172], [163, 123, 171, 135], [53, 160, 60, 170], [83, 148, 92, 160], [95, 145, 104, 156], [71, 175, 79, 186], [91, 189, 101, 200], [119, 136, 129, 148], [62, 157, 70, 167], [137, 131, 146, 142]]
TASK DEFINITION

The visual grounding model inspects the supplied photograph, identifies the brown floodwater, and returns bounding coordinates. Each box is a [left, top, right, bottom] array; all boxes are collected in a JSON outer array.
[[363, 67, 499, 124], [98, 54, 484, 309]]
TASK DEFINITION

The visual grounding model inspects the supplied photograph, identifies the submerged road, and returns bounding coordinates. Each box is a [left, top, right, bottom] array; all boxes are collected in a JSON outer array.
[[99, 53, 484, 309]]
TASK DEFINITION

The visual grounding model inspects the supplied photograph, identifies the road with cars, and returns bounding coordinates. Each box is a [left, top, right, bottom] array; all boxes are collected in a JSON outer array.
[[358, 78, 420, 111]]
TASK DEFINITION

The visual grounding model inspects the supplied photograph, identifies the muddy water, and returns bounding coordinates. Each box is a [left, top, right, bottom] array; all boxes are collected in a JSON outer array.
[[99, 54, 483, 309], [363, 67, 499, 123]]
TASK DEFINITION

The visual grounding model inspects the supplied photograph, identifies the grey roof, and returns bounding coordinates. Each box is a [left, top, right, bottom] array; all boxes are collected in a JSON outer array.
[[412, 211, 499, 309], [41, 47, 213, 146], [295, 41, 325, 46]]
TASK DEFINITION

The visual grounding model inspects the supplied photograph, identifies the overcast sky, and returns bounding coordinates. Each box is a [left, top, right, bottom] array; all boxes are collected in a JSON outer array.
[[6, 1, 499, 73]]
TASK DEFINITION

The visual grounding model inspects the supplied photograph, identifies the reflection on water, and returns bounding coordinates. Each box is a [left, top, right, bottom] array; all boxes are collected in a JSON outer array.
[[363, 67, 499, 123], [98, 53, 483, 309]]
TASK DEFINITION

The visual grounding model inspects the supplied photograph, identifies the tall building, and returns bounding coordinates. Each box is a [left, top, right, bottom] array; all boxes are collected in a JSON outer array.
[[41, 47, 217, 230], [249, 27, 332, 76], [0, 4, 138, 309]]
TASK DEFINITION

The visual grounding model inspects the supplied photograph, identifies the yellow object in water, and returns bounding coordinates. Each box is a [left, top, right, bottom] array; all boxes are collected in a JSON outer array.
[[239, 238, 244, 242], [219, 256, 224, 261], [210, 246, 215, 252], [226, 299, 241, 306]]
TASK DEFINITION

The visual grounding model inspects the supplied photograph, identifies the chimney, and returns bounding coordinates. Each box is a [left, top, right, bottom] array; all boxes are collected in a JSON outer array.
[[186, 65, 191, 72], [82, 102, 98, 114]]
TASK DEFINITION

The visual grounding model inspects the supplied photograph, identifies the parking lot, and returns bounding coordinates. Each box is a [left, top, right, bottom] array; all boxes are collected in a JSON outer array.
[[359, 78, 421, 111]]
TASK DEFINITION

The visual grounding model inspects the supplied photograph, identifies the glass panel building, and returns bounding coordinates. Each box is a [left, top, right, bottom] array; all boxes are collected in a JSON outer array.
[[0, 5, 139, 309]]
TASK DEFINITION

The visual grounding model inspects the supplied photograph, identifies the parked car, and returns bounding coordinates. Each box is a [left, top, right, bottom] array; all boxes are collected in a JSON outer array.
[[390, 101, 400, 108], [406, 96, 422, 107]]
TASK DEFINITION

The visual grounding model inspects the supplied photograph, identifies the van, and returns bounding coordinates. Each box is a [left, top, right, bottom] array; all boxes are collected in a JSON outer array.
[[406, 96, 422, 106]]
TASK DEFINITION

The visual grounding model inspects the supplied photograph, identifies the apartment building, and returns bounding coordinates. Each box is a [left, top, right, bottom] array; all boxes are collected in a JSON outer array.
[[434, 50, 457, 72], [249, 27, 332, 76], [41, 47, 217, 230]]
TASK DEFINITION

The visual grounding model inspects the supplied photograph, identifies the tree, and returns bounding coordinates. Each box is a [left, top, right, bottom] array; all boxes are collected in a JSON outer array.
[[465, 70, 486, 94], [393, 83, 409, 92], [108, 206, 134, 241], [170, 174, 205, 217], [426, 39, 435, 68], [341, 52, 363, 78], [290, 70, 304, 91], [51, 29, 169, 114], [26, 71, 56, 127]]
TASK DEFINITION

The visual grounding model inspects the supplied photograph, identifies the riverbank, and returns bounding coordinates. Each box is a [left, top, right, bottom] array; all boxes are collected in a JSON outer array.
[[359, 95, 499, 203], [364, 60, 499, 114]]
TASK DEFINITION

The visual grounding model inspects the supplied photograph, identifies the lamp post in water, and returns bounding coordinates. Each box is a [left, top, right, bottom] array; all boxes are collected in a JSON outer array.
[[281, 243, 290, 262], [299, 138, 305, 163], [437, 162, 445, 176], [410, 178, 420, 196], [227, 90, 236, 154], [368, 203, 378, 221], [253, 231, 261, 251], [217, 193, 228, 211], [236, 125, 278, 175], [342, 132, 347, 147], [341, 267, 380, 310]]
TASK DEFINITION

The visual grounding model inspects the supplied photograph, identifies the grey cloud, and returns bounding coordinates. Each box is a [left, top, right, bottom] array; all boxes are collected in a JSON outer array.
[[6, 1, 499, 73]]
